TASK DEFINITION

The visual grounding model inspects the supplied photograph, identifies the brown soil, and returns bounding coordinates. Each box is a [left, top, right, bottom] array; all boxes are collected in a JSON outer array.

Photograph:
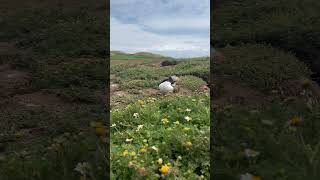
[[0, 65, 31, 97], [110, 82, 120, 92], [13, 91, 74, 112], [213, 76, 269, 106], [113, 91, 130, 97], [139, 88, 159, 95]]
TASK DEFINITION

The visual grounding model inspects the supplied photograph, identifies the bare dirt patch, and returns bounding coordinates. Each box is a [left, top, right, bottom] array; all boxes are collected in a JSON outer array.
[[13, 91, 74, 111], [110, 82, 120, 92], [0, 65, 31, 97], [138, 88, 159, 95], [213, 76, 269, 106], [113, 91, 130, 97]]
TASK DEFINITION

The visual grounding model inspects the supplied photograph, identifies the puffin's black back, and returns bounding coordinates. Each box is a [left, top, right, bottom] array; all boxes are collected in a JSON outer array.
[[160, 76, 175, 84]]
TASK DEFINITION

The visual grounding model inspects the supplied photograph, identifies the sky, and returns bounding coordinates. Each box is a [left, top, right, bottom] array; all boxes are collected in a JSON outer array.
[[110, 0, 210, 58]]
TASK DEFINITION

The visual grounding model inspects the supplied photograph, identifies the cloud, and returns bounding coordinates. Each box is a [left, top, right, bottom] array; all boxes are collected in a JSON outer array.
[[140, 16, 209, 35], [110, 0, 210, 58], [111, 0, 209, 34], [111, 18, 209, 58]]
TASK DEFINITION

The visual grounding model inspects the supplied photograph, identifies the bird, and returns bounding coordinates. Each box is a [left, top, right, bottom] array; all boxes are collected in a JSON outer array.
[[159, 75, 180, 93]]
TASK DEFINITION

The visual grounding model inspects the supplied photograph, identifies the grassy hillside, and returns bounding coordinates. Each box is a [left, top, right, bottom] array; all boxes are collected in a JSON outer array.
[[111, 57, 209, 106], [111, 51, 172, 61], [0, 1, 109, 179], [212, 0, 320, 74], [212, 0, 320, 179], [110, 55, 210, 179]]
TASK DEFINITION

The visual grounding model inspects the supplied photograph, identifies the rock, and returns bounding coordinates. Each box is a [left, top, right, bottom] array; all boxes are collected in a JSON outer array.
[[160, 60, 178, 67]]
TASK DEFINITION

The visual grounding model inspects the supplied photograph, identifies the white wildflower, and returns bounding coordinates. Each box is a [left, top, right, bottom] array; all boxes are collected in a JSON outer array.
[[133, 113, 139, 118], [184, 116, 192, 122], [74, 162, 90, 175], [136, 125, 143, 132], [244, 148, 260, 158], [151, 146, 159, 152]]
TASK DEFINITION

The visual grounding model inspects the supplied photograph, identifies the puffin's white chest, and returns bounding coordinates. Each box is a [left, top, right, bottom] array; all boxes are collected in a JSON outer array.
[[159, 81, 174, 92]]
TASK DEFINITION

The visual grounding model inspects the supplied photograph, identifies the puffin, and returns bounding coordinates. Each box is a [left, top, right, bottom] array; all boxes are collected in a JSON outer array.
[[159, 75, 179, 93]]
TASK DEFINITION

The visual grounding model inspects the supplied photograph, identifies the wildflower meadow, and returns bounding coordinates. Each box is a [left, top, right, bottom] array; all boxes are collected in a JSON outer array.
[[111, 95, 210, 179]]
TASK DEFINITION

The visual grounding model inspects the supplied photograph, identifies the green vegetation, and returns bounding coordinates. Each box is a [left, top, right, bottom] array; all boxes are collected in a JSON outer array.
[[212, 0, 320, 179], [111, 57, 209, 94], [214, 95, 320, 179], [179, 76, 207, 91], [212, 0, 320, 67], [0, 2, 108, 179], [111, 51, 172, 61], [111, 96, 210, 179], [110, 54, 209, 179], [215, 44, 311, 91], [1, 7, 107, 58], [0, 6, 108, 103]]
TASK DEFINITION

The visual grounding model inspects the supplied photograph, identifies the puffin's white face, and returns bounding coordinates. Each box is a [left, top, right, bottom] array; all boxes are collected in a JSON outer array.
[[170, 76, 179, 82]]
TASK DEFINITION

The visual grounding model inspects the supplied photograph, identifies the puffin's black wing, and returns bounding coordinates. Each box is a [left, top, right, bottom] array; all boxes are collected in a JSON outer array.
[[160, 78, 169, 83]]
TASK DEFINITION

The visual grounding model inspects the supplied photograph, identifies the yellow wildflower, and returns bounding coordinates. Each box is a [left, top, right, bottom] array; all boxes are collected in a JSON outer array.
[[253, 176, 261, 180], [185, 141, 192, 148], [130, 151, 136, 157], [161, 118, 169, 124], [122, 150, 129, 156], [140, 148, 147, 153], [95, 126, 105, 137], [94, 121, 104, 128], [174, 121, 180, 125], [184, 127, 190, 132], [138, 100, 145, 105], [15, 132, 23, 139], [159, 164, 170, 175], [51, 143, 62, 152], [291, 116, 302, 126]]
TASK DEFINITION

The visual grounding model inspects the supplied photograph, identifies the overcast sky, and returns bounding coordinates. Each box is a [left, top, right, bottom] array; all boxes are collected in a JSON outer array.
[[110, 0, 210, 58]]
